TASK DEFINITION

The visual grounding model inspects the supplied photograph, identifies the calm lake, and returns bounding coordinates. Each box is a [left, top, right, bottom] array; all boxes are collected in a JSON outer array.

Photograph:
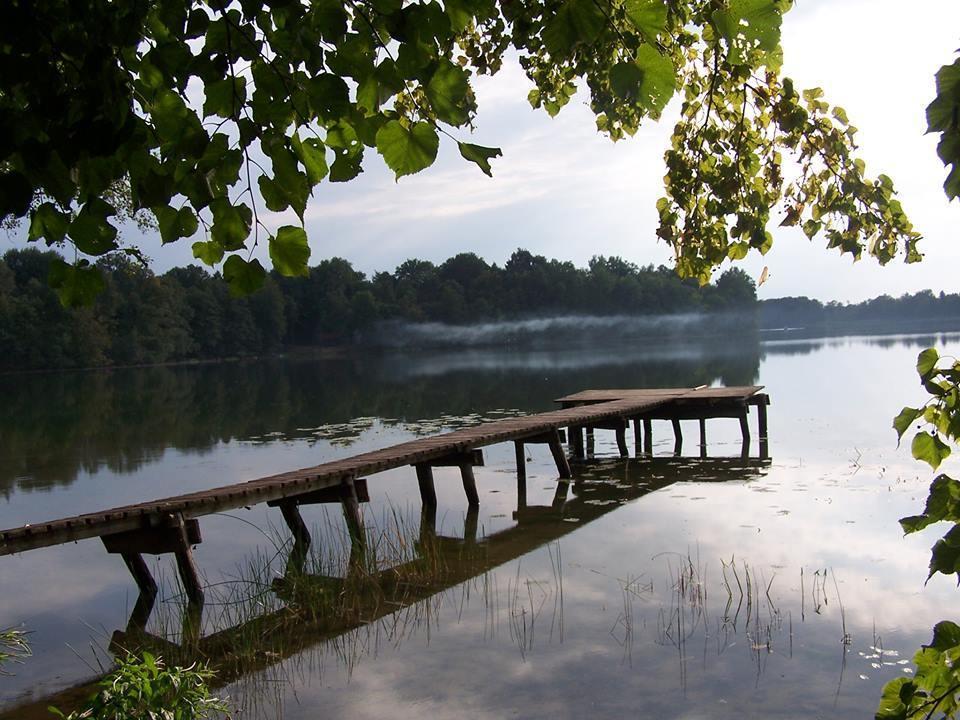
[[1, 329, 958, 719]]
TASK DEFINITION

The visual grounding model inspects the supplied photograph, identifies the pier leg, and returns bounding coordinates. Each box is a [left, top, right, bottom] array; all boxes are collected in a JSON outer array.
[[586, 428, 595, 457], [279, 501, 311, 549], [126, 587, 157, 634], [181, 600, 203, 649], [643, 418, 653, 455], [341, 479, 364, 545], [515, 441, 527, 483], [552, 480, 570, 508], [699, 419, 707, 458], [632, 418, 642, 456], [739, 409, 751, 444], [420, 503, 437, 545], [416, 464, 438, 509], [758, 402, 769, 459], [172, 515, 204, 607], [460, 463, 480, 508], [672, 418, 682, 455], [570, 425, 584, 459], [615, 425, 628, 458], [120, 552, 157, 600], [464, 506, 479, 544], [547, 429, 573, 479]]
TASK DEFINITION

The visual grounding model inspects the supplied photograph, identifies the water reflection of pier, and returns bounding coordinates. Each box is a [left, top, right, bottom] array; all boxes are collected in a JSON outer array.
[[1, 453, 770, 719]]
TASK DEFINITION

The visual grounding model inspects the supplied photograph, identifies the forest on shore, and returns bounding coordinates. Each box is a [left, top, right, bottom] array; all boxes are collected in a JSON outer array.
[[1, 247, 958, 372]]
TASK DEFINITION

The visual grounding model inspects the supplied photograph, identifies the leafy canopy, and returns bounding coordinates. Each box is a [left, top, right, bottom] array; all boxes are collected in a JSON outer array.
[[0, 0, 922, 302]]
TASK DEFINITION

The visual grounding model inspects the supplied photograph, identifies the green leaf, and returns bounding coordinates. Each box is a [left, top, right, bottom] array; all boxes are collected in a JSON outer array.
[[894, 407, 922, 444], [209, 198, 252, 251], [458, 142, 502, 177], [154, 206, 199, 244], [900, 475, 960, 534], [877, 676, 913, 720], [375, 121, 439, 179], [426, 61, 471, 126], [543, 0, 607, 57], [192, 240, 225, 267], [609, 62, 644, 102], [634, 44, 676, 115], [258, 175, 289, 213], [203, 76, 246, 118], [444, 0, 473, 32], [912, 431, 952, 470], [929, 621, 960, 652], [293, 136, 329, 186], [222, 255, 266, 296], [47, 259, 106, 307], [69, 198, 118, 256], [269, 226, 311, 277], [928, 528, 960, 579], [28, 203, 70, 244], [918, 348, 940, 378], [623, 0, 668, 41], [712, 0, 782, 55]]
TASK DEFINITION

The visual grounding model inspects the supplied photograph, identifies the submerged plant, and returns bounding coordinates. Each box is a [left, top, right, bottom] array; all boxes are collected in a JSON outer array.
[[0, 627, 31, 673], [50, 652, 229, 720]]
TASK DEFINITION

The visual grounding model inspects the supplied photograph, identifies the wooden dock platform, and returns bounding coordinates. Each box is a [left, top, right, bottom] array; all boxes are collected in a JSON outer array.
[[0, 385, 768, 603]]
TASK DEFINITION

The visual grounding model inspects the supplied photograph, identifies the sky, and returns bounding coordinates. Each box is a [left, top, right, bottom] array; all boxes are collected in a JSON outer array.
[[4, 0, 959, 303]]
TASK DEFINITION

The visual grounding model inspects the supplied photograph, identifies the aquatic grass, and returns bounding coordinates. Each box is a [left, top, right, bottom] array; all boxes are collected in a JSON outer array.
[[49, 652, 229, 720], [0, 627, 31, 674]]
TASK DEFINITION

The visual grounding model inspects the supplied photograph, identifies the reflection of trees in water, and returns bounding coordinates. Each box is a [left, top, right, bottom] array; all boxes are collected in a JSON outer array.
[[0, 337, 760, 493], [760, 331, 960, 358]]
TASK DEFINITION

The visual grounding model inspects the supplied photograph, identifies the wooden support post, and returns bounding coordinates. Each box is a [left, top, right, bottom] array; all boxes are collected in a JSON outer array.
[[570, 425, 584, 459], [278, 501, 311, 549], [515, 440, 527, 483], [672, 418, 682, 455], [615, 426, 628, 458], [416, 464, 437, 509], [586, 428, 595, 457], [125, 588, 157, 634], [464, 506, 479, 544], [172, 515, 204, 607], [340, 479, 364, 545], [547, 429, 573, 479], [420, 503, 437, 545], [460, 463, 480, 508], [755, 393, 769, 459], [181, 600, 203, 649], [515, 441, 528, 509], [103, 514, 203, 606], [739, 409, 751, 444], [643, 418, 653, 455], [552, 480, 570, 508], [632, 417, 642, 455], [699, 418, 707, 447], [120, 552, 157, 599]]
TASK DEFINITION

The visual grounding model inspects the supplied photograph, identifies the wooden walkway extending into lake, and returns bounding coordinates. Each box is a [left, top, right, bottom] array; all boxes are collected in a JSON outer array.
[[0, 385, 768, 603]]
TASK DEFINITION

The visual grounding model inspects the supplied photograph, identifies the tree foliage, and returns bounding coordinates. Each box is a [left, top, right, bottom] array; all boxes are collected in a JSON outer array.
[[0, 247, 756, 371], [0, 0, 922, 304]]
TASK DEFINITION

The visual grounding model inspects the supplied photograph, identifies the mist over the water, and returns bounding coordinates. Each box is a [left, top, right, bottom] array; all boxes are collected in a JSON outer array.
[[366, 313, 755, 349]]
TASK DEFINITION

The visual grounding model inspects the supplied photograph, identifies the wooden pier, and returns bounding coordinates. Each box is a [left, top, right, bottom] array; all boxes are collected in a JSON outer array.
[[0, 385, 769, 604], [0, 454, 771, 720]]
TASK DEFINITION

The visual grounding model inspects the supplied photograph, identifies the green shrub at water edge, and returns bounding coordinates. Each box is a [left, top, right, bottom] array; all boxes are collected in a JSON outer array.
[[49, 652, 229, 720]]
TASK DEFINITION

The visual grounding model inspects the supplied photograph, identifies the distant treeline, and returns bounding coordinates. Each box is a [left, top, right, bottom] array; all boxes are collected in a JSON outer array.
[[0, 248, 757, 371], [759, 292, 960, 329]]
